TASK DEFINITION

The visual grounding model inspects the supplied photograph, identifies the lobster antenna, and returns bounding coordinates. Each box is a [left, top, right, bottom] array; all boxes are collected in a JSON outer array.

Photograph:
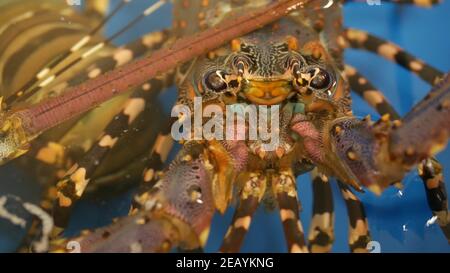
[[9, 0, 167, 106], [5, 0, 133, 107]]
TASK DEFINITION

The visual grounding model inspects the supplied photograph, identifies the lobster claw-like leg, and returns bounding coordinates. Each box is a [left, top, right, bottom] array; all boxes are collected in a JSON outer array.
[[292, 73, 450, 191], [51, 142, 215, 253]]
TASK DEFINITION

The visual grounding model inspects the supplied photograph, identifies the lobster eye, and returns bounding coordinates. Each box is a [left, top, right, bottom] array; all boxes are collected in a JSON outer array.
[[309, 67, 332, 90], [204, 70, 228, 92]]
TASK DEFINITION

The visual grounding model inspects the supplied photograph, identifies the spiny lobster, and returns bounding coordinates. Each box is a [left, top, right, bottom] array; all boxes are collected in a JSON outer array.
[[0, 0, 448, 253]]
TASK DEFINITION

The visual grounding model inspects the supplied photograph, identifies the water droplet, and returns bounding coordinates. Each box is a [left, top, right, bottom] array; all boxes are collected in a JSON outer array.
[[426, 216, 438, 227]]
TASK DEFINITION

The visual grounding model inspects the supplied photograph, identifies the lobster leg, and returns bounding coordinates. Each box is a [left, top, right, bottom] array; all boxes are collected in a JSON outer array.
[[219, 173, 266, 253], [18, 78, 168, 250], [419, 158, 450, 241], [28, 29, 171, 170], [7, 0, 168, 106], [18, 29, 170, 210], [308, 169, 335, 253], [342, 28, 443, 85], [5, 0, 130, 105], [272, 171, 308, 253], [53, 72, 174, 229], [337, 181, 371, 253], [14, 28, 174, 250], [131, 127, 174, 212], [344, 65, 400, 119], [51, 142, 215, 253]]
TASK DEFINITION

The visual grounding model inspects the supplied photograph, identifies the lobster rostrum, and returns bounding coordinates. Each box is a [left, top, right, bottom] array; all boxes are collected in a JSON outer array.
[[0, 0, 448, 253]]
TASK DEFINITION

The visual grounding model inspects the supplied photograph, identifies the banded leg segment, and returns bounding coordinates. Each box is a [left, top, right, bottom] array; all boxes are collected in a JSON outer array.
[[131, 127, 174, 212], [64, 29, 172, 89], [338, 181, 370, 252], [344, 65, 400, 119], [342, 28, 444, 85], [27, 29, 171, 170], [308, 169, 334, 253], [220, 173, 266, 253], [272, 171, 308, 253], [53, 72, 174, 229], [5, 0, 131, 105], [8, 1, 169, 106], [419, 158, 450, 241]]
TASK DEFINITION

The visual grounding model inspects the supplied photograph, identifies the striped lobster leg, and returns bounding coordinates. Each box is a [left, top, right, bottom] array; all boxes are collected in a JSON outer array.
[[28, 29, 172, 174], [6, 0, 168, 106], [131, 125, 175, 212], [219, 173, 266, 253], [344, 65, 400, 120], [418, 158, 450, 242], [341, 28, 444, 85], [337, 181, 371, 253], [272, 171, 308, 253], [308, 169, 335, 253], [53, 71, 174, 230]]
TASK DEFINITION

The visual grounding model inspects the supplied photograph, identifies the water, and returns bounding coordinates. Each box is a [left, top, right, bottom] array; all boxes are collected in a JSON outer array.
[[0, 0, 449, 253]]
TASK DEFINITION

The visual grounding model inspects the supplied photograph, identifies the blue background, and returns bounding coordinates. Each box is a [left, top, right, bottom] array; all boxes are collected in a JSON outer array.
[[0, 0, 449, 253]]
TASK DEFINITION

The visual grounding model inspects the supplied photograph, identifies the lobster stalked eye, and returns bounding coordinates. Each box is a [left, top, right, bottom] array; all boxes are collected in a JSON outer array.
[[309, 67, 332, 90], [204, 70, 228, 92]]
